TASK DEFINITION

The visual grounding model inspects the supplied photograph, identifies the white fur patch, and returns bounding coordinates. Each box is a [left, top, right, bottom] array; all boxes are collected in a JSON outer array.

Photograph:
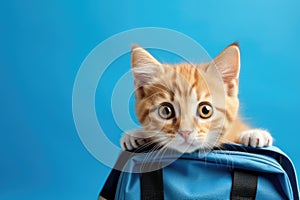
[[120, 131, 146, 151], [239, 129, 273, 147]]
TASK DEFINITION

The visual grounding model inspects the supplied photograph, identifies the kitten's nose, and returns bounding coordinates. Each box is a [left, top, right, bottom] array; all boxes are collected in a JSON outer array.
[[178, 130, 192, 138]]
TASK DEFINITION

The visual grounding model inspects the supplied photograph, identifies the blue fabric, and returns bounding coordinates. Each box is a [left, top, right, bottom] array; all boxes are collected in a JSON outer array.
[[114, 144, 299, 200]]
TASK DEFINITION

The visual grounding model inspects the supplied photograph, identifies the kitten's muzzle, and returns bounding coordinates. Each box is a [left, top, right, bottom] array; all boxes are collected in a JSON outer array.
[[178, 130, 193, 138]]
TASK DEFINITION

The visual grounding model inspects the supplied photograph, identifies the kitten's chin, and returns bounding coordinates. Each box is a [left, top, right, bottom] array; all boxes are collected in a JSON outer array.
[[167, 142, 212, 154]]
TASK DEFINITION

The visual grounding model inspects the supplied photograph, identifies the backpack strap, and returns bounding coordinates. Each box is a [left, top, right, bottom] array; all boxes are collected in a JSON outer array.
[[140, 169, 164, 200], [99, 151, 136, 200], [140, 168, 259, 200], [221, 143, 299, 200], [99, 146, 161, 200], [99, 168, 121, 200], [230, 169, 258, 200]]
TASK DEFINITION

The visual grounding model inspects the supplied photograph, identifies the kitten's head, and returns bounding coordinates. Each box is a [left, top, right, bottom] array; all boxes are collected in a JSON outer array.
[[132, 44, 240, 153]]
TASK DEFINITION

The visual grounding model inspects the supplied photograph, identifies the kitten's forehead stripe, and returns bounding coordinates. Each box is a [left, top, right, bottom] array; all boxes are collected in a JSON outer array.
[[189, 82, 197, 97], [173, 82, 182, 96]]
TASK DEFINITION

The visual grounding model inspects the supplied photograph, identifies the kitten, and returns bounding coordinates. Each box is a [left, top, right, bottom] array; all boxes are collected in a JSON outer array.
[[120, 43, 273, 153]]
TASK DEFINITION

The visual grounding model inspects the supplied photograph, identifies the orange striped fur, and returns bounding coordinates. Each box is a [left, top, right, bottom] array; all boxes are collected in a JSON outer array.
[[121, 44, 272, 153]]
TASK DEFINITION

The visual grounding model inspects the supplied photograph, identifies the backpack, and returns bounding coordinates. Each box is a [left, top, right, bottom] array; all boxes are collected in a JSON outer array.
[[99, 144, 299, 200]]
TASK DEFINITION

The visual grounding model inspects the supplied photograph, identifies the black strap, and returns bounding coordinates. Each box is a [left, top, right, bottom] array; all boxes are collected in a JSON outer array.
[[141, 169, 164, 200], [99, 151, 136, 200], [99, 146, 163, 200], [99, 168, 120, 200], [230, 169, 258, 200]]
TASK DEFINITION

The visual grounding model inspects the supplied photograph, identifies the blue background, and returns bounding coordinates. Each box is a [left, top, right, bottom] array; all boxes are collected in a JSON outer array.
[[1, 0, 300, 199]]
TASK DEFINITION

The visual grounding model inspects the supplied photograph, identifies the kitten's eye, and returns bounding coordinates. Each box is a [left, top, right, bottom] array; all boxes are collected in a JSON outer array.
[[198, 102, 213, 119], [158, 102, 175, 120]]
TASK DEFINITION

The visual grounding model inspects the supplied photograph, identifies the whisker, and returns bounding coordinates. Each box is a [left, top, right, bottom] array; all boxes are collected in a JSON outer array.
[[139, 138, 172, 171], [136, 136, 167, 151], [141, 138, 169, 164], [141, 143, 164, 170], [147, 140, 171, 170]]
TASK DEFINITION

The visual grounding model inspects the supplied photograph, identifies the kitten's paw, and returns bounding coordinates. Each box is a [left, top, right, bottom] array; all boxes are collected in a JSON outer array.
[[120, 133, 146, 151], [239, 129, 273, 147]]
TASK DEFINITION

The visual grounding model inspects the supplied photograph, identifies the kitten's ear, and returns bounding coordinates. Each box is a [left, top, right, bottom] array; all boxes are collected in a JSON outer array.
[[208, 43, 240, 96], [131, 45, 162, 88]]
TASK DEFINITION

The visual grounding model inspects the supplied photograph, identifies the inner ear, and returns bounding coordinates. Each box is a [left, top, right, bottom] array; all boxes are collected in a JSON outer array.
[[207, 43, 240, 96], [213, 43, 240, 82], [131, 45, 161, 69], [131, 45, 162, 91], [132, 64, 161, 87]]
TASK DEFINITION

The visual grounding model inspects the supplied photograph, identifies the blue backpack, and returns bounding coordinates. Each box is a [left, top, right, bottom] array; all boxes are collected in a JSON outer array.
[[99, 144, 299, 200]]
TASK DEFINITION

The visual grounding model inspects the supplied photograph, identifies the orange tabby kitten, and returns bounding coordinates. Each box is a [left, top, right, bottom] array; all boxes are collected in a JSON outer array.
[[121, 43, 273, 153]]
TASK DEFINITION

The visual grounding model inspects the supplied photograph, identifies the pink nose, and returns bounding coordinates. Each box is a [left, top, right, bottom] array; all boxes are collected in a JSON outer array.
[[179, 130, 192, 138]]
